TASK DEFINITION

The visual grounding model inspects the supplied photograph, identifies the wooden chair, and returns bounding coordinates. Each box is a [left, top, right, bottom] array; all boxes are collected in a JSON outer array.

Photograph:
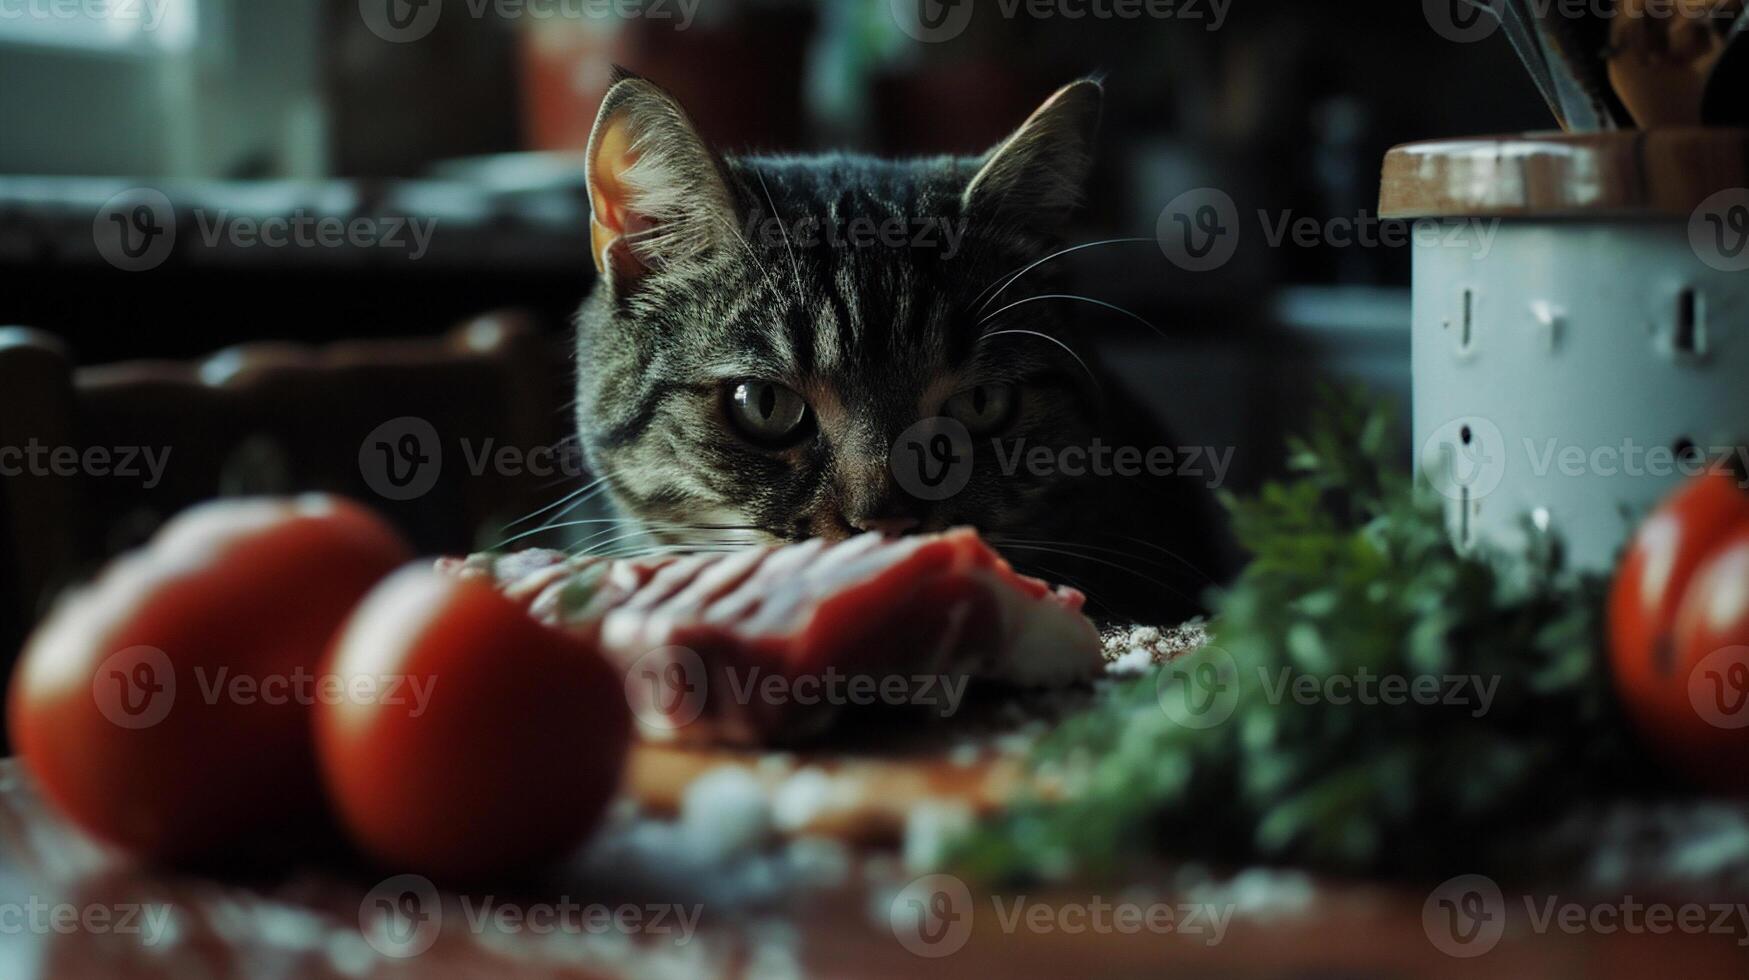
[[0, 313, 576, 665]]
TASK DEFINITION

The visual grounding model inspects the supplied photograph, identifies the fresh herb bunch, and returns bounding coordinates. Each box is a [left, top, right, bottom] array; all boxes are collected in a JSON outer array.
[[952, 388, 1657, 882]]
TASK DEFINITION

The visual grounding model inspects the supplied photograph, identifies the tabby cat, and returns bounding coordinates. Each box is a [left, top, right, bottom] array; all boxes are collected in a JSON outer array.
[[573, 69, 1231, 623]]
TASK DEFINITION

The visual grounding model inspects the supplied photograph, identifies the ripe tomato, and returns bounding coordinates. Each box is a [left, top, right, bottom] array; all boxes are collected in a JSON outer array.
[[7, 496, 412, 861], [1610, 469, 1749, 793], [314, 567, 629, 879], [1669, 529, 1749, 791]]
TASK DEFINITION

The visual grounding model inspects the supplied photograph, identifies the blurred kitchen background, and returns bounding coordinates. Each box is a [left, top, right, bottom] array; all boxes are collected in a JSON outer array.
[[0, 0, 1551, 388], [0, 0, 1551, 650]]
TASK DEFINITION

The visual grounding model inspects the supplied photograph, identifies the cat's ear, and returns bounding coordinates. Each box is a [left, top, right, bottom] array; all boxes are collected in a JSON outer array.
[[963, 78, 1103, 229], [585, 70, 737, 292]]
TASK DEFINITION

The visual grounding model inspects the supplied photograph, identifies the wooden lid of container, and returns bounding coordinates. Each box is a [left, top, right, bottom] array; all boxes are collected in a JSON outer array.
[[1378, 129, 1749, 218]]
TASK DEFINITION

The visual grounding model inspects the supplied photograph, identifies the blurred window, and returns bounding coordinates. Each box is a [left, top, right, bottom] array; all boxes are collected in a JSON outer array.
[[0, 0, 197, 52]]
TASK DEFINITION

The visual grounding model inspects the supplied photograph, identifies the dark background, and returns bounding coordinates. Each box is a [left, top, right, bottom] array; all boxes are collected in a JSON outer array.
[[0, 0, 1553, 654], [0, 1, 1546, 359]]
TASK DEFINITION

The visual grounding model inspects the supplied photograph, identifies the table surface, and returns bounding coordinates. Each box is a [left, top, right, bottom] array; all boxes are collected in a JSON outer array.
[[3, 757, 1749, 979]]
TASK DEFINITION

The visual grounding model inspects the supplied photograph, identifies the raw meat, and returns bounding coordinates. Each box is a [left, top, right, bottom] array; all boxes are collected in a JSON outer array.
[[439, 529, 1103, 744]]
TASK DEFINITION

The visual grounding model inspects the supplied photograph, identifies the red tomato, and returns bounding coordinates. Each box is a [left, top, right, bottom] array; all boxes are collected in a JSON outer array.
[[1669, 529, 1749, 792], [8, 496, 412, 861], [1609, 469, 1749, 739], [314, 567, 629, 879]]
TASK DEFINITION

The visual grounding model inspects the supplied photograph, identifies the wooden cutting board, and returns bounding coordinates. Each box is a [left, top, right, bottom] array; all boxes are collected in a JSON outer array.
[[625, 728, 1031, 846], [621, 624, 1208, 844]]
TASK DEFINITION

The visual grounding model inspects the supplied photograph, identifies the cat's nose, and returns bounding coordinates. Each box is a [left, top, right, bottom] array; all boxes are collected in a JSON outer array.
[[852, 515, 921, 536]]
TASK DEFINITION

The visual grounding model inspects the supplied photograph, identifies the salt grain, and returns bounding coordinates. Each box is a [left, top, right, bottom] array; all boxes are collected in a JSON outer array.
[[679, 767, 772, 863], [1106, 646, 1155, 676], [785, 836, 851, 890], [903, 802, 975, 874], [771, 768, 836, 832]]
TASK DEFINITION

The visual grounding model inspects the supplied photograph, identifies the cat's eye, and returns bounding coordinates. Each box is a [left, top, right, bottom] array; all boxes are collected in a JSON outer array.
[[726, 380, 811, 445], [943, 383, 1018, 436]]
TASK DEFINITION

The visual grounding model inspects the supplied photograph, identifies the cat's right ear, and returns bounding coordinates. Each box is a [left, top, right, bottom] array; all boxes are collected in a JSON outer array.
[[585, 72, 737, 293]]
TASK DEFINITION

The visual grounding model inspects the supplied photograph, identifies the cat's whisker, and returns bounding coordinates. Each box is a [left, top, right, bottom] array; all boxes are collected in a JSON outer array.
[[986, 534, 1218, 595], [515, 447, 674, 541], [754, 169, 809, 311], [572, 522, 761, 558], [620, 214, 787, 306], [502, 474, 610, 531], [716, 208, 791, 311], [579, 541, 747, 562], [491, 515, 654, 551], [568, 520, 651, 554], [985, 534, 1182, 573], [970, 237, 1155, 316], [642, 522, 771, 549], [1003, 555, 1108, 613], [496, 510, 727, 553], [1090, 531, 1227, 589], [978, 293, 1166, 341], [559, 476, 622, 513], [507, 474, 625, 543], [975, 329, 1100, 392], [982, 539, 1199, 608], [501, 432, 614, 519]]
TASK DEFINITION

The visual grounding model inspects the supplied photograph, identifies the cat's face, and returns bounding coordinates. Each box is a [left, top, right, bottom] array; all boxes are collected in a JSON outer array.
[[575, 74, 1104, 548]]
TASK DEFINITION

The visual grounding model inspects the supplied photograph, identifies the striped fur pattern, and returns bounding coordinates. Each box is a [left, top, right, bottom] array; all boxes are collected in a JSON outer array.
[[574, 76, 1227, 620]]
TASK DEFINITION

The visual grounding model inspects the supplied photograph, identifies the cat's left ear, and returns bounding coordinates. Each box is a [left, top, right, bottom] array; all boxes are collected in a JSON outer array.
[[963, 79, 1103, 229]]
